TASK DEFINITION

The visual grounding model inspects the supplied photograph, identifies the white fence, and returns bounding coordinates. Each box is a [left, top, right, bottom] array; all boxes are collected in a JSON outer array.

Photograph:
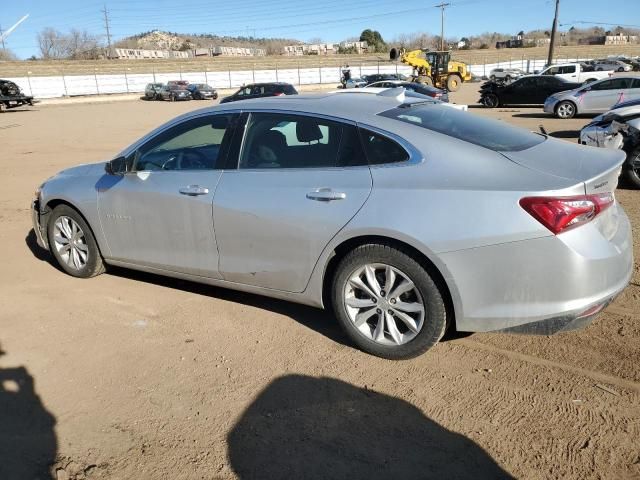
[[4, 56, 602, 99]]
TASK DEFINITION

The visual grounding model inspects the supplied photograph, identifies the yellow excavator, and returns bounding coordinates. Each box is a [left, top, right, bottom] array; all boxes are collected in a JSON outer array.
[[390, 48, 472, 92]]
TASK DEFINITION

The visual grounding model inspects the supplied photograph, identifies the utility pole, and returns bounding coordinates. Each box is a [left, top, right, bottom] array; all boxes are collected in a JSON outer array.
[[102, 4, 112, 58], [434, 2, 450, 51], [547, 0, 560, 67]]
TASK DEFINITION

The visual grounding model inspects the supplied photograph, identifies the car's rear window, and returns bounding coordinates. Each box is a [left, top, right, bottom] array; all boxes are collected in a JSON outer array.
[[379, 104, 545, 152]]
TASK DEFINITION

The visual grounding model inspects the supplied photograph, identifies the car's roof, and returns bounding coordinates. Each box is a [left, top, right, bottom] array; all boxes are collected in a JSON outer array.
[[202, 91, 428, 123]]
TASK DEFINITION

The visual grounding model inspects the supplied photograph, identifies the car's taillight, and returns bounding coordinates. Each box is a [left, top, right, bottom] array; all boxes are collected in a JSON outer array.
[[519, 193, 614, 234]]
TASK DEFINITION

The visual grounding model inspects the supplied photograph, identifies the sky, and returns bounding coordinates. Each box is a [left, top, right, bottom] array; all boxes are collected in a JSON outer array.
[[2, 0, 640, 59]]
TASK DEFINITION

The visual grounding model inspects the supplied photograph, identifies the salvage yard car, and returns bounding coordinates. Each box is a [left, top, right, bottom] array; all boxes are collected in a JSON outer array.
[[489, 68, 525, 82], [144, 82, 164, 100], [159, 84, 192, 101], [544, 76, 640, 119], [580, 98, 640, 188], [480, 75, 581, 108], [0, 79, 34, 112], [187, 83, 218, 100], [220, 82, 297, 103], [31, 91, 633, 359], [536, 63, 611, 84], [366, 80, 450, 102]]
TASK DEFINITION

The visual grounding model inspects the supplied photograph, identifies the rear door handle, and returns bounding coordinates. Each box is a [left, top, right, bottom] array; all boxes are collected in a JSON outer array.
[[179, 185, 209, 196], [306, 188, 346, 201]]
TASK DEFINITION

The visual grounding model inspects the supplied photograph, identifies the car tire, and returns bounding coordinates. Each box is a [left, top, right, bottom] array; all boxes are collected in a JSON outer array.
[[623, 147, 640, 189], [0, 102, 6, 113], [555, 100, 576, 119], [332, 243, 448, 360], [490, 75, 496, 81], [483, 93, 499, 108], [170, 94, 175, 102], [505, 75, 512, 82], [47, 204, 105, 279], [617, 67, 624, 72]]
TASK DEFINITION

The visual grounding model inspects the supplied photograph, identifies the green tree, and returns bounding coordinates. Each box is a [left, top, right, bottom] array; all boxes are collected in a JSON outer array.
[[359, 29, 386, 53]]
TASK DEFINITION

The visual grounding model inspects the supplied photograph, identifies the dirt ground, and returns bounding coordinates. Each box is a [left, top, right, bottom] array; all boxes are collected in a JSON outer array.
[[0, 85, 638, 480]]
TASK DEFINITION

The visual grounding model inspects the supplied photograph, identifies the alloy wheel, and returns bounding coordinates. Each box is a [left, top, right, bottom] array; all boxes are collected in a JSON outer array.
[[52, 216, 89, 271], [556, 102, 575, 119], [343, 263, 425, 346]]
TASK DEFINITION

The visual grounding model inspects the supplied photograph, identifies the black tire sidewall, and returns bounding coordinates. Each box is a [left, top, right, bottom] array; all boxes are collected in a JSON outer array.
[[332, 244, 447, 360], [623, 148, 640, 189], [47, 205, 103, 278]]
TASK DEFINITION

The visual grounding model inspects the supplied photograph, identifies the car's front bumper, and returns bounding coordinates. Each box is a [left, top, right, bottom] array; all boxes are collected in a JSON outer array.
[[31, 198, 49, 250], [543, 96, 559, 114], [440, 204, 633, 334]]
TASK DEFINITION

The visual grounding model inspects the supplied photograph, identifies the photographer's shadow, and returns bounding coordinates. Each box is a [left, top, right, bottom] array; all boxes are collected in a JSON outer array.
[[0, 343, 57, 480], [228, 375, 513, 480]]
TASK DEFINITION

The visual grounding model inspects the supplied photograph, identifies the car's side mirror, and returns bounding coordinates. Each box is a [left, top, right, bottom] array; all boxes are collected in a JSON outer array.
[[105, 156, 129, 175]]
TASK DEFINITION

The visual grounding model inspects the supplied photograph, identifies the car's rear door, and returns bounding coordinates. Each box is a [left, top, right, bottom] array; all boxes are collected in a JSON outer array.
[[212, 112, 372, 292], [97, 113, 238, 277], [582, 78, 633, 112]]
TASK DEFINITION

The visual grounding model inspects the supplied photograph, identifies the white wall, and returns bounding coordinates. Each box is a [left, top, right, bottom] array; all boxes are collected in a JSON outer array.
[[6, 57, 598, 99]]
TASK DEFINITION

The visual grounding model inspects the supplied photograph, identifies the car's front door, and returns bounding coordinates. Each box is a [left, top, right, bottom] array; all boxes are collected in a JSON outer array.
[[97, 113, 238, 277], [212, 112, 373, 292]]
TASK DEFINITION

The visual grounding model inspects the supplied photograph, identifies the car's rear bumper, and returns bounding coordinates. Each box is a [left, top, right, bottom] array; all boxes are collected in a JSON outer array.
[[31, 199, 49, 250], [440, 204, 633, 334]]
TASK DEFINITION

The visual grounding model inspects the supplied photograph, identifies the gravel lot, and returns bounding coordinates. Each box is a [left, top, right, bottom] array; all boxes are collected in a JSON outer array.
[[1, 84, 638, 480]]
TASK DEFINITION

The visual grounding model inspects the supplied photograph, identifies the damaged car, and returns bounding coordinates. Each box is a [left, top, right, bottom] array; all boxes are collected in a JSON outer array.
[[580, 98, 640, 188], [0, 79, 34, 112]]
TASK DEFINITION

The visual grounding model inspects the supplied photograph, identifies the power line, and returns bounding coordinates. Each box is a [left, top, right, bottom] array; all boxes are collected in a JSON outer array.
[[560, 20, 640, 29]]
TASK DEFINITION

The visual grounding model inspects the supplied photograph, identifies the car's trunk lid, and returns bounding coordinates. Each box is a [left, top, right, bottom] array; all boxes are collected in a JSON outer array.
[[501, 137, 626, 239]]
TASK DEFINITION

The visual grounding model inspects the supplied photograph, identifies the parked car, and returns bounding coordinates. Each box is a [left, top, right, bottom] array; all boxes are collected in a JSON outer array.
[[489, 68, 525, 82], [544, 76, 640, 119], [167, 80, 190, 88], [362, 73, 408, 85], [31, 92, 632, 359], [144, 83, 164, 100], [187, 84, 218, 100], [536, 63, 611, 84], [0, 79, 34, 112], [220, 82, 297, 104], [159, 84, 192, 101], [593, 59, 632, 72], [344, 77, 367, 89], [480, 75, 582, 108], [366, 80, 449, 102], [579, 98, 640, 187]]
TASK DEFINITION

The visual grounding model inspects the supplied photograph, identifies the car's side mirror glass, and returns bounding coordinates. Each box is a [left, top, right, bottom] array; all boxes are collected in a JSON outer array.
[[105, 156, 128, 175]]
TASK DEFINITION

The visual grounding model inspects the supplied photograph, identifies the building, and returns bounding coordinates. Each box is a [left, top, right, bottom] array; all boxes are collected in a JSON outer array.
[[210, 46, 266, 56], [605, 33, 638, 45], [112, 48, 191, 59], [283, 41, 368, 56]]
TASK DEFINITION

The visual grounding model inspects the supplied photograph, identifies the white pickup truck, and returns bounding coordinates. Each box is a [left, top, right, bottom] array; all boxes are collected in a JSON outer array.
[[537, 63, 612, 84]]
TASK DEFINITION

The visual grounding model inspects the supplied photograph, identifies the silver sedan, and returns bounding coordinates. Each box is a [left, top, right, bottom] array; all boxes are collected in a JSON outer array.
[[32, 90, 633, 359], [544, 76, 640, 119]]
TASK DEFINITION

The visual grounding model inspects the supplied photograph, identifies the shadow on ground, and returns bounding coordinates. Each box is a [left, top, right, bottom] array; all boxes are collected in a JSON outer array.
[[0, 342, 57, 480], [25, 229, 473, 348], [228, 375, 513, 480]]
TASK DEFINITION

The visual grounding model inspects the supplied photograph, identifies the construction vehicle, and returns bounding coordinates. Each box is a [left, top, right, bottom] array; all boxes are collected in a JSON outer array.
[[389, 48, 472, 92]]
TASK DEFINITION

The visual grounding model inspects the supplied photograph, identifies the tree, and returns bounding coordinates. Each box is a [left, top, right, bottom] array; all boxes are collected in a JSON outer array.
[[37, 27, 102, 59], [359, 29, 386, 53], [38, 27, 66, 59], [0, 48, 18, 60]]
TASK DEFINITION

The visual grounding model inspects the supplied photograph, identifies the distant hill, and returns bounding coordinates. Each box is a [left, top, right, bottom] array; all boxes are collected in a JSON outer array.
[[114, 30, 301, 55]]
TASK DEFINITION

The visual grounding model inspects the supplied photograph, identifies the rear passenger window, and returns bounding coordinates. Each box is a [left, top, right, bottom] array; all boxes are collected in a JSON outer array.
[[359, 129, 409, 165], [238, 113, 367, 169]]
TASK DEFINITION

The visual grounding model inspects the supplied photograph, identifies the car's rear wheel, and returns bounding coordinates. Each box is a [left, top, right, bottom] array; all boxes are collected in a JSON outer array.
[[332, 244, 447, 360], [47, 205, 105, 278], [483, 93, 499, 108], [555, 100, 576, 119], [623, 147, 640, 189]]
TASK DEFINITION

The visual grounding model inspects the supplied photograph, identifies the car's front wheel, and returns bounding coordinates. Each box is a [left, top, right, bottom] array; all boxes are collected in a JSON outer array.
[[47, 205, 105, 278], [555, 100, 576, 119], [332, 244, 448, 359], [482, 93, 499, 108]]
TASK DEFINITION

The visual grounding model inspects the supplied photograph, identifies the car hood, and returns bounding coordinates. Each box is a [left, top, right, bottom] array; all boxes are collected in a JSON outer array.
[[501, 136, 626, 192], [56, 161, 106, 178]]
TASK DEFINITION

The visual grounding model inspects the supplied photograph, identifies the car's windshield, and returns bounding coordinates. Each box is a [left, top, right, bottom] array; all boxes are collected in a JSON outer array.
[[379, 104, 545, 152]]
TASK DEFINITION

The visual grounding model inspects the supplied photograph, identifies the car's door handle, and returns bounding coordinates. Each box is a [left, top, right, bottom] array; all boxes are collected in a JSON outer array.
[[306, 188, 346, 201], [179, 185, 209, 196]]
